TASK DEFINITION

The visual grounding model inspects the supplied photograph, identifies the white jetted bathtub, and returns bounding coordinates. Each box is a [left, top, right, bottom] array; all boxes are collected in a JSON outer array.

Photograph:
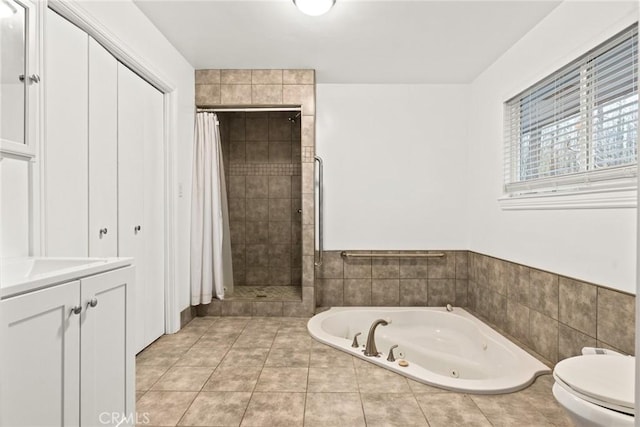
[[307, 306, 550, 394]]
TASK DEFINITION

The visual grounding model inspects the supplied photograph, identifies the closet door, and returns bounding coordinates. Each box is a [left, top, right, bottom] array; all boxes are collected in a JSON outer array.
[[118, 64, 165, 352], [88, 38, 118, 257], [44, 9, 88, 257], [142, 82, 165, 344], [117, 64, 146, 352]]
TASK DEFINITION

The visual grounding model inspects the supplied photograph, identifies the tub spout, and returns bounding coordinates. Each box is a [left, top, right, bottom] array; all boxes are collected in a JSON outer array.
[[363, 319, 389, 357]]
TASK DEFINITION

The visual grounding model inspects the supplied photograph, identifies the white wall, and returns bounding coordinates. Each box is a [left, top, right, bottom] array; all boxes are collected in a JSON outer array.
[[0, 158, 30, 258], [63, 1, 195, 311], [467, 1, 638, 293], [316, 84, 469, 250]]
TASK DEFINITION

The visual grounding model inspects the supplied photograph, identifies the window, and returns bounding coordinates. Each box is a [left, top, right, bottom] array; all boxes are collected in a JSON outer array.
[[503, 25, 638, 200]]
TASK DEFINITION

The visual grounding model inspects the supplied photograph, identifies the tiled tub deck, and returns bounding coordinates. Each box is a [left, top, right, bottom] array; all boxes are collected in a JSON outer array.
[[136, 316, 573, 427]]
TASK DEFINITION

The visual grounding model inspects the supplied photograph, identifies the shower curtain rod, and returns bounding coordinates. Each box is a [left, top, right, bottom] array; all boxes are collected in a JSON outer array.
[[197, 106, 302, 113]]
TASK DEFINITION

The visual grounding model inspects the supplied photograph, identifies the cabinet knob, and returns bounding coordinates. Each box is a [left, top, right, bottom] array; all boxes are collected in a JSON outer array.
[[99, 228, 108, 237], [87, 298, 98, 309], [70, 305, 82, 315], [134, 225, 141, 233]]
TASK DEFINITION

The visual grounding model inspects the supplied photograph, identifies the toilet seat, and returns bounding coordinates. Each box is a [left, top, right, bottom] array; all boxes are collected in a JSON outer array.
[[553, 355, 635, 416]]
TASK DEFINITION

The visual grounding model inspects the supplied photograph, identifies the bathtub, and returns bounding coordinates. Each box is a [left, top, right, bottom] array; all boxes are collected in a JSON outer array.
[[307, 306, 550, 394]]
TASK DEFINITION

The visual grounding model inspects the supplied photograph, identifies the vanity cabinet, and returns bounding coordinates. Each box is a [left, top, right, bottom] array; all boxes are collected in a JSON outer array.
[[0, 266, 135, 427]]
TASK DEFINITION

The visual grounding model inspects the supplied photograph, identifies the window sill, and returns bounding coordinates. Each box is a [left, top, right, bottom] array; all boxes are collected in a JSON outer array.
[[498, 187, 637, 210]]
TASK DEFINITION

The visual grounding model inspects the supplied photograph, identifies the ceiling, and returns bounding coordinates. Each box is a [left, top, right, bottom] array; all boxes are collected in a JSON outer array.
[[134, 0, 561, 84]]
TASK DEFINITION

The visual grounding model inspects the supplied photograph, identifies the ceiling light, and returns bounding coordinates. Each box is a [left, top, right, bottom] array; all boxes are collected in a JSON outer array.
[[293, 0, 335, 16]]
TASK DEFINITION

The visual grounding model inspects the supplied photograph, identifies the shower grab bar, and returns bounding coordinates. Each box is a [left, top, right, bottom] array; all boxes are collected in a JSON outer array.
[[340, 251, 445, 258], [315, 156, 324, 267]]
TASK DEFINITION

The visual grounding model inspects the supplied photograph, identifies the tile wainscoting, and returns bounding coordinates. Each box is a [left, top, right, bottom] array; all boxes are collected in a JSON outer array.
[[314, 250, 635, 366], [315, 251, 469, 307], [467, 252, 635, 364], [183, 246, 634, 366]]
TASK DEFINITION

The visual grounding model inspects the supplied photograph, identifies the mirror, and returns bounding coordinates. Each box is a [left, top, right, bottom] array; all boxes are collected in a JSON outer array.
[[0, 0, 26, 146]]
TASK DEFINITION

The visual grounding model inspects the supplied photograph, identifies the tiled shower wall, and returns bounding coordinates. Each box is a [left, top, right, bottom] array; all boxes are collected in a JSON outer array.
[[466, 252, 635, 364], [218, 112, 302, 287], [315, 250, 635, 365], [195, 68, 316, 317]]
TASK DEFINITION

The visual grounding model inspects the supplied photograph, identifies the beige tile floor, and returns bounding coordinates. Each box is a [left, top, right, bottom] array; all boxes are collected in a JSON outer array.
[[136, 316, 574, 427]]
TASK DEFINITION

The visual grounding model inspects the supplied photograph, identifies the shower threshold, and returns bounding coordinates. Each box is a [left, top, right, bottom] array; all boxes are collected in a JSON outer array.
[[227, 286, 302, 302]]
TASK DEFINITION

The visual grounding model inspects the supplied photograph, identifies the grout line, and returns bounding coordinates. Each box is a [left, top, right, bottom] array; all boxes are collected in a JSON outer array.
[[409, 392, 430, 426], [467, 394, 497, 427], [301, 361, 310, 427]]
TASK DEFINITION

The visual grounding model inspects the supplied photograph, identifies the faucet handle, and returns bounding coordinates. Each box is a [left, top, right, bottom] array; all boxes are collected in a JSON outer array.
[[351, 332, 362, 348], [387, 345, 399, 362]]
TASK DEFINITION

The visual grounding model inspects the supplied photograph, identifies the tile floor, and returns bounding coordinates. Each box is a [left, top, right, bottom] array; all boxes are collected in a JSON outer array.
[[136, 316, 574, 427]]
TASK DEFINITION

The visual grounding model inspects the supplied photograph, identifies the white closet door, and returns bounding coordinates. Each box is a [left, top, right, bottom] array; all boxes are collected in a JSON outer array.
[[88, 38, 118, 257], [118, 64, 165, 352], [117, 64, 146, 352], [44, 9, 88, 257], [142, 82, 165, 344]]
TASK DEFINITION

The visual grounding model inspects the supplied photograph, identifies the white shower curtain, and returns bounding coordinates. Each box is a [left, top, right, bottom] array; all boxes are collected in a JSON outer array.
[[190, 112, 234, 304]]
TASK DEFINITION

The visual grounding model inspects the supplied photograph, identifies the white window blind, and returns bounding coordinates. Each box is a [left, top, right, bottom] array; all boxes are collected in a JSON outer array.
[[504, 25, 638, 197]]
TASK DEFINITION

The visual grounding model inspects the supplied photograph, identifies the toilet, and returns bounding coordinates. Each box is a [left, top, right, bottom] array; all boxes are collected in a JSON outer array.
[[552, 354, 634, 426]]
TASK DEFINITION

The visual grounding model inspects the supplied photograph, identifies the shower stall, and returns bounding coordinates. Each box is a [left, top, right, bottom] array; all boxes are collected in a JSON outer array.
[[216, 109, 303, 301]]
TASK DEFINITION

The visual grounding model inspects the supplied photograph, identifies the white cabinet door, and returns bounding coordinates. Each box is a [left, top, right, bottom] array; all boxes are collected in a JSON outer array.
[[80, 267, 135, 427], [0, 281, 81, 427], [44, 9, 88, 257], [88, 38, 118, 257], [118, 64, 165, 352]]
